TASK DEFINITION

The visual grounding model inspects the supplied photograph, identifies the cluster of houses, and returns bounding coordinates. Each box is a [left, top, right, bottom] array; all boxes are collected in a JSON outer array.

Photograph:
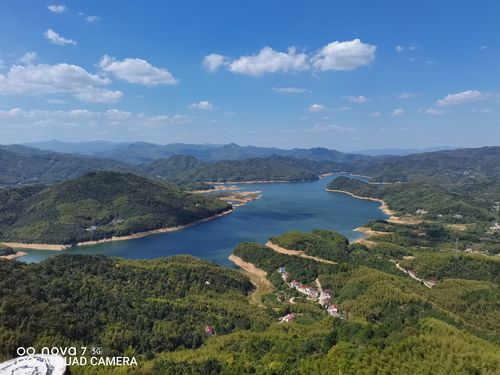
[[278, 266, 342, 319], [415, 208, 428, 215]]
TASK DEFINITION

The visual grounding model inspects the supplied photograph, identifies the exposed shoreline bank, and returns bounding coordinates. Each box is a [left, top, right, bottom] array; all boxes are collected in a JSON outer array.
[[0, 251, 28, 260], [3, 209, 234, 252], [325, 189, 395, 216]]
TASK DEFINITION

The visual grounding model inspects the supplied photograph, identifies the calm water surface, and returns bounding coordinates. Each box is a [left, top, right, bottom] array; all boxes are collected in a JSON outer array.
[[19, 175, 387, 266]]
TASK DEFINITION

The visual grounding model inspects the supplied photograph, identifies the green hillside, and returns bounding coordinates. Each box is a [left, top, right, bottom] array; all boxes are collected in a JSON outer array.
[[1, 228, 498, 374], [0, 171, 231, 244], [144, 155, 344, 183], [0, 145, 140, 185]]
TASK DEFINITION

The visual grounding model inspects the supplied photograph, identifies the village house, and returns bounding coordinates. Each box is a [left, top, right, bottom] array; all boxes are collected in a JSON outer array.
[[326, 304, 340, 317], [278, 313, 295, 323], [205, 325, 215, 336], [489, 223, 500, 231], [415, 208, 428, 215]]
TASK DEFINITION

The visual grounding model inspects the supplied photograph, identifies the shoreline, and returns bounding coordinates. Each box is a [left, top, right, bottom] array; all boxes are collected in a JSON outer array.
[[228, 254, 273, 305], [3, 209, 234, 252], [265, 241, 337, 265], [207, 178, 318, 185], [325, 189, 395, 216], [0, 251, 28, 260]]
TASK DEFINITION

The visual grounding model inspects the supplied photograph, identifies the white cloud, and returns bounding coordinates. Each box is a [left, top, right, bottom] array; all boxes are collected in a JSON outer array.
[[205, 39, 376, 76], [311, 39, 376, 71], [424, 108, 448, 115], [272, 87, 310, 94], [472, 108, 492, 113], [228, 47, 308, 76], [309, 123, 355, 132], [43, 29, 76, 46], [47, 4, 66, 13], [343, 95, 369, 103], [308, 104, 325, 112], [369, 112, 381, 117], [391, 108, 405, 116], [203, 54, 228, 72], [0, 108, 191, 133], [0, 63, 122, 103], [480, 45, 487, 51], [334, 106, 350, 111], [436, 90, 487, 107], [19, 52, 37, 65], [85, 15, 101, 22], [188, 101, 214, 110], [399, 92, 422, 99], [396, 44, 417, 52], [99, 55, 177, 86]]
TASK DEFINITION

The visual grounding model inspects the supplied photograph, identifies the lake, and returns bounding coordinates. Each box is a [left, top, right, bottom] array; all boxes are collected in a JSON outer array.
[[18, 174, 388, 266]]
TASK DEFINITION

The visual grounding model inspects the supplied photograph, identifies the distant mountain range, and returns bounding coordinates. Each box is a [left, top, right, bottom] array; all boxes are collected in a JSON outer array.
[[23, 140, 370, 164]]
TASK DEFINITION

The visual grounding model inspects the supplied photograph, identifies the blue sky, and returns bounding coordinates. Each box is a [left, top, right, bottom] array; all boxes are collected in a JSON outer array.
[[0, 0, 499, 150]]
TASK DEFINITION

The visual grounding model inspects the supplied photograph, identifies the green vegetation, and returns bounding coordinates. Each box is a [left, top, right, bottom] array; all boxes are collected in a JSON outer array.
[[1, 226, 499, 374], [270, 229, 350, 261], [0, 255, 266, 362], [399, 252, 500, 283], [0, 145, 140, 185], [0, 171, 230, 244], [328, 176, 494, 222], [144, 155, 343, 183]]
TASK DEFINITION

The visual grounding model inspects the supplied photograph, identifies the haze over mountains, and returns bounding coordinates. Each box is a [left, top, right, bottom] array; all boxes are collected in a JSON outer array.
[[1, 141, 499, 187], [23, 140, 371, 164]]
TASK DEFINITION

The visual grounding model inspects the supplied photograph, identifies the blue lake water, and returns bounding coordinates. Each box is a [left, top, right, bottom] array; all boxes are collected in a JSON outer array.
[[18, 175, 387, 267]]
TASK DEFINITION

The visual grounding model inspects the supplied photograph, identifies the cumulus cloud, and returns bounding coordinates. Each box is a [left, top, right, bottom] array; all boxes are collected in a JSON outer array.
[[436, 90, 486, 107], [47, 4, 66, 13], [85, 15, 101, 22], [43, 29, 76, 46], [99, 55, 177, 86], [391, 108, 405, 116], [203, 54, 228, 72], [19, 52, 37, 65], [308, 104, 325, 112], [0, 63, 122, 103], [343, 95, 369, 103], [205, 39, 376, 76], [272, 87, 310, 94], [424, 108, 448, 115], [188, 101, 214, 110], [311, 39, 376, 71], [228, 47, 308, 76]]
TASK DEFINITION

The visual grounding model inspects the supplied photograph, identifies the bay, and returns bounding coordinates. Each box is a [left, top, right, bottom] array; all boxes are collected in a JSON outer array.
[[18, 175, 387, 266]]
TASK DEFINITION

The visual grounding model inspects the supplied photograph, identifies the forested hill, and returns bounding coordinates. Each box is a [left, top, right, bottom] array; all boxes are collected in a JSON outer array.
[[143, 155, 348, 182], [359, 146, 500, 183], [327, 176, 495, 222], [25, 140, 371, 165], [0, 145, 140, 185], [0, 171, 230, 244]]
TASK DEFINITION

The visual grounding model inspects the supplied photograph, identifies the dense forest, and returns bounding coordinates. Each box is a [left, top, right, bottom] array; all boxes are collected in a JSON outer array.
[[1, 227, 498, 374], [0, 171, 230, 244], [328, 176, 495, 222], [143, 155, 346, 183]]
